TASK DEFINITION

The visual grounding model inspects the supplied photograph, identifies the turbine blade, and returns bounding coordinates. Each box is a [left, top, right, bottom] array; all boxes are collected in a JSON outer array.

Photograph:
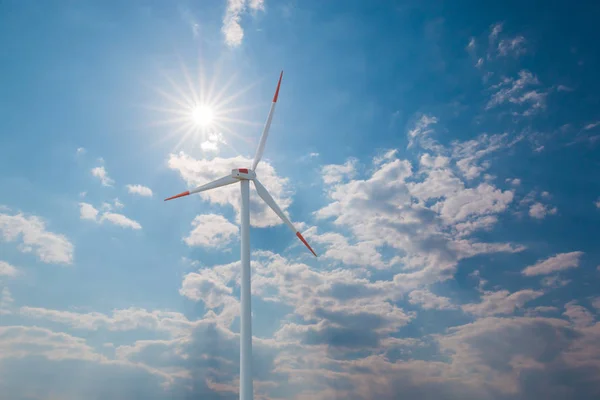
[[251, 71, 283, 171], [164, 174, 237, 201], [253, 178, 317, 257]]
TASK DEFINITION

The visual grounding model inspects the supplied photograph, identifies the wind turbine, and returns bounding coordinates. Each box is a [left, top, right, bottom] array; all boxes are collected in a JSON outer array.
[[164, 71, 317, 400]]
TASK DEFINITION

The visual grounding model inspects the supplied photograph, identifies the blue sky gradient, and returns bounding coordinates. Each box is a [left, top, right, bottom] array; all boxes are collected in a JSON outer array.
[[1, 1, 600, 399]]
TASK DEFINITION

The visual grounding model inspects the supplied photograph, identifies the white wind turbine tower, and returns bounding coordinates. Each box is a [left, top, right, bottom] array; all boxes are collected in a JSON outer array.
[[164, 71, 317, 400]]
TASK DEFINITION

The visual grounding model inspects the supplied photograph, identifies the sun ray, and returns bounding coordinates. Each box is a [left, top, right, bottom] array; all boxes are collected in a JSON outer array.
[[161, 70, 196, 107], [178, 55, 201, 107]]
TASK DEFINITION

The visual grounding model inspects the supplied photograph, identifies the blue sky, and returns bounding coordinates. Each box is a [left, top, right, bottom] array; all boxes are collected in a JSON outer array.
[[1, 0, 600, 398]]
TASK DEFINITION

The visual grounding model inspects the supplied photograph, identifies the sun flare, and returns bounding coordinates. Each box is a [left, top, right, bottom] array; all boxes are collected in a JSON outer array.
[[145, 62, 264, 154], [190, 105, 214, 127]]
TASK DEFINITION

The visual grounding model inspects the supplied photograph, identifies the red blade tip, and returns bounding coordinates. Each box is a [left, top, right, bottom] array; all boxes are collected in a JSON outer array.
[[272, 70, 283, 103], [296, 232, 317, 257], [164, 191, 190, 201]]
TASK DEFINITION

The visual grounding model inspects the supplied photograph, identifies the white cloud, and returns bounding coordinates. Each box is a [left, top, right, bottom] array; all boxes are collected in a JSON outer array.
[[595, 198, 600, 208], [563, 301, 595, 328], [584, 121, 600, 130], [321, 159, 357, 184], [407, 114, 438, 148], [200, 132, 227, 153], [0, 260, 19, 277], [525, 306, 559, 316], [557, 85, 574, 92], [506, 178, 521, 186], [100, 212, 142, 230], [222, 0, 265, 47], [408, 289, 455, 310], [541, 275, 571, 288], [497, 35, 526, 57], [487, 70, 547, 115], [451, 133, 520, 180], [126, 184, 153, 197], [489, 22, 503, 43], [79, 203, 141, 230], [183, 214, 238, 248], [91, 166, 114, 187], [76, 147, 86, 156], [432, 183, 514, 224], [409, 167, 463, 201], [0, 211, 74, 265], [167, 152, 293, 228], [180, 266, 239, 325], [0, 287, 14, 315], [308, 228, 386, 268], [462, 288, 544, 316], [528, 202, 558, 219], [466, 37, 476, 51], [419, 153, 450, 169], [522, 251, 584, 276], [19, 306, 193, 337], [79, 202, 99, 221], [316, 146, 522, 294]]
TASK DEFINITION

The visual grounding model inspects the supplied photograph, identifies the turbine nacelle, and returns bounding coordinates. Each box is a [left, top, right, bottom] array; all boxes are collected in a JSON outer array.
[[232, 168, 256, 180]]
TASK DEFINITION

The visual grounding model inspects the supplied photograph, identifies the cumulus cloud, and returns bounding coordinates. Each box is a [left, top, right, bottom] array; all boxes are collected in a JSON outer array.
[[522, 251, 584, 276], [167, 152, 293, 228], [183, 214, 238, 248], [529, 202, 558, 219], [0, 210, 74, 265], [315, 126, 523, 293], [126, 184, 153, 197], [91, 165, 114, 187]]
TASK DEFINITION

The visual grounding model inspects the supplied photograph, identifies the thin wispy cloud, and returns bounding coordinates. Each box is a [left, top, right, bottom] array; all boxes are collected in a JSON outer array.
[[126, 184, 153, 197], [78, 203, 141, 230], [522, 251, 584, 276], [91, 166, 114, 187], [222, 0, 265, 47], [584, 121, 600, 130]]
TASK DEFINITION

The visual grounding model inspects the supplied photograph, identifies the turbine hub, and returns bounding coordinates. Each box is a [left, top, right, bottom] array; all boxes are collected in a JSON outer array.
[[232, 168, 256, 180]]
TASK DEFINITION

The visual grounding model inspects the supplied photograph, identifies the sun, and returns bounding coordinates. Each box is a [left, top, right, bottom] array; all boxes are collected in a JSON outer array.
[[190, 104, 214, 127], [144, 61, 262, 153]]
